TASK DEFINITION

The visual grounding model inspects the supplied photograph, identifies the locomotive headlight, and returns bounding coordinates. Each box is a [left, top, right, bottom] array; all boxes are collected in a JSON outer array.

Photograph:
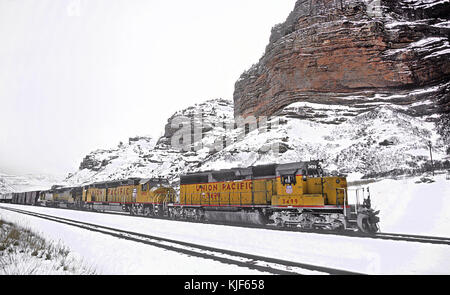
[[336, 179, 340, 184]]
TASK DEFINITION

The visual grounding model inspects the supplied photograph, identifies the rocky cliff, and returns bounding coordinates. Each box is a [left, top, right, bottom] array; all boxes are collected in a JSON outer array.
[[233, 0, 450, 118]]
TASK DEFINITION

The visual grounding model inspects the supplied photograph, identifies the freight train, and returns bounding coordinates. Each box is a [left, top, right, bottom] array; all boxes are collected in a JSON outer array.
[[0, 161, 380, 233]]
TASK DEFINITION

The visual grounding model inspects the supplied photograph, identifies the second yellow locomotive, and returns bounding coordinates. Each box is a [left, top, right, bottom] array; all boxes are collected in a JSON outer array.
[[83, 178, 176, 216]]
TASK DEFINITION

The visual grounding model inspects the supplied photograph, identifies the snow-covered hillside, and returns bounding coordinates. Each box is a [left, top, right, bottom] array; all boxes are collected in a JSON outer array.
[[0, 173, 63, 194], [64, 98, 237, 187], [63, 98, 448, 188]]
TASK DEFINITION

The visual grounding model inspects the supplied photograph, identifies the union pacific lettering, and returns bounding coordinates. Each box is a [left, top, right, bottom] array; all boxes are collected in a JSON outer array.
[[195, 181, 253, 192]]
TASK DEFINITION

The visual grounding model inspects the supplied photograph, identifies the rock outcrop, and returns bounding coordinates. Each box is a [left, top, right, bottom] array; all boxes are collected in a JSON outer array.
[[233, 0, 450, 118]]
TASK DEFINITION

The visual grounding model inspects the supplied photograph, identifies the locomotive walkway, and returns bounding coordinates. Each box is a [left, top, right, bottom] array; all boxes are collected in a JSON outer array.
[[0, 206, 363, 275]]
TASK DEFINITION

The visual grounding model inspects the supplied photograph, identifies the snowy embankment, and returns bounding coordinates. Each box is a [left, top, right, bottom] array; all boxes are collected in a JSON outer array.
[[0, 218, 96, 275], [1, 204, 449, 275], [0, 207, 267, 275], [350, 173, 450, 237]]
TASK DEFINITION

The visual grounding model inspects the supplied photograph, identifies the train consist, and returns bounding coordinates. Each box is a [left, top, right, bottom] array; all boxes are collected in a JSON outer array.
[[0, 161, 380, 233]]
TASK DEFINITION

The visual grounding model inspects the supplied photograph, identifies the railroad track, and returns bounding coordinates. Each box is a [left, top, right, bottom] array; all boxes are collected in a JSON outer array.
[[85, 208, 450, 246], [0, 206, 362, 275], [3, 204, 450, 247], [373, 232, 450, 246]]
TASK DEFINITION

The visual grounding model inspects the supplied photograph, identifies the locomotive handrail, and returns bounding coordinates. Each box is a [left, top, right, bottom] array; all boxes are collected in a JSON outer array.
[[335, 189, 338, 206], [336, 188, 348, 209], [336, 188, 347, 217], [356, 188, 360, 213]]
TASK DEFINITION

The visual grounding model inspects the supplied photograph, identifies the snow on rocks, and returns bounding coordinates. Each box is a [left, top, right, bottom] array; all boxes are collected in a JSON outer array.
[[0, 173, 63, 195]]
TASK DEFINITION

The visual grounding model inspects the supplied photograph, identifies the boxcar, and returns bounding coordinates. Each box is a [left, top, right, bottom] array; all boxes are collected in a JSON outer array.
[[0, 193, 13, 203]]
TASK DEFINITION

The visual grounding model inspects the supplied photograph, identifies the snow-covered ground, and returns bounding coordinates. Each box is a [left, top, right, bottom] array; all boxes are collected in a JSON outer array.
[[0, 206, 268, 275], [0, 219, 96, 275], [1, 173, 449, 275], [1, 203, 448, 275], [365, 173, 450, 237]]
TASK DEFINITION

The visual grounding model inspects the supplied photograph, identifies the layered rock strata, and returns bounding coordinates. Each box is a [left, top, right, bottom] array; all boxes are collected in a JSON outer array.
[[233, 0, 450, 118]]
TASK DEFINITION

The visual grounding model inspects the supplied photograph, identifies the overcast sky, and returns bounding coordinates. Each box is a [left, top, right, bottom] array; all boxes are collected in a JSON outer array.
[[0, 0, 297, 176]]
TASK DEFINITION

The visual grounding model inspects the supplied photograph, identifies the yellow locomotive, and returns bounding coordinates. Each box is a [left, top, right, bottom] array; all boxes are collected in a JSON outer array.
[[174, 161, 379, 233], [82, 178, 176, 216], [38, 187, 82, 208]]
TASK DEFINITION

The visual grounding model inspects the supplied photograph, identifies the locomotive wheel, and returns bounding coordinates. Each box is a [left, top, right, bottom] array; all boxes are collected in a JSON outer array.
[[275, 218, 284, 227], [332, 221, 345, 232]]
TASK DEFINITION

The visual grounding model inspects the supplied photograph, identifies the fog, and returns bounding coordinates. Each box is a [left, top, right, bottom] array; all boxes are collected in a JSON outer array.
[[0, 0, 297, 176]]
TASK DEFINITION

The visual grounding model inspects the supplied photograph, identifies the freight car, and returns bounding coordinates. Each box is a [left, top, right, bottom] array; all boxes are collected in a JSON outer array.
[[10, 191, 41, 205], [0, 193, 13, 203], [26, 191, 40, 205]]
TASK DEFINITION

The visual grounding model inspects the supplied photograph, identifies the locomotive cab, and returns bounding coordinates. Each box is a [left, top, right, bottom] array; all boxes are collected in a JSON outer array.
[[268, 161, 379, 233]]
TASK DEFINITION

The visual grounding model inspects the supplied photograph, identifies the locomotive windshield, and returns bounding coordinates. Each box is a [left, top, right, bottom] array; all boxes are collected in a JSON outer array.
[[281, 175, 297, 186]]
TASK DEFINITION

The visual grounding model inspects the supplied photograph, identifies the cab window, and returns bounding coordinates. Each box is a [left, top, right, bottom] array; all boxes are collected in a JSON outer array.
[[281, 175, 297, 186]]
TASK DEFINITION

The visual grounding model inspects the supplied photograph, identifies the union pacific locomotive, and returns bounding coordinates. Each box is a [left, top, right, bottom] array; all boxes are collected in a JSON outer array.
[[0, 161, 380, 233]]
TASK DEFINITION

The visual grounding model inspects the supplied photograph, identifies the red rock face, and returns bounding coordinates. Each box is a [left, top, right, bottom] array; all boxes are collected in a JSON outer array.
[[233, 0, 450, 118]]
